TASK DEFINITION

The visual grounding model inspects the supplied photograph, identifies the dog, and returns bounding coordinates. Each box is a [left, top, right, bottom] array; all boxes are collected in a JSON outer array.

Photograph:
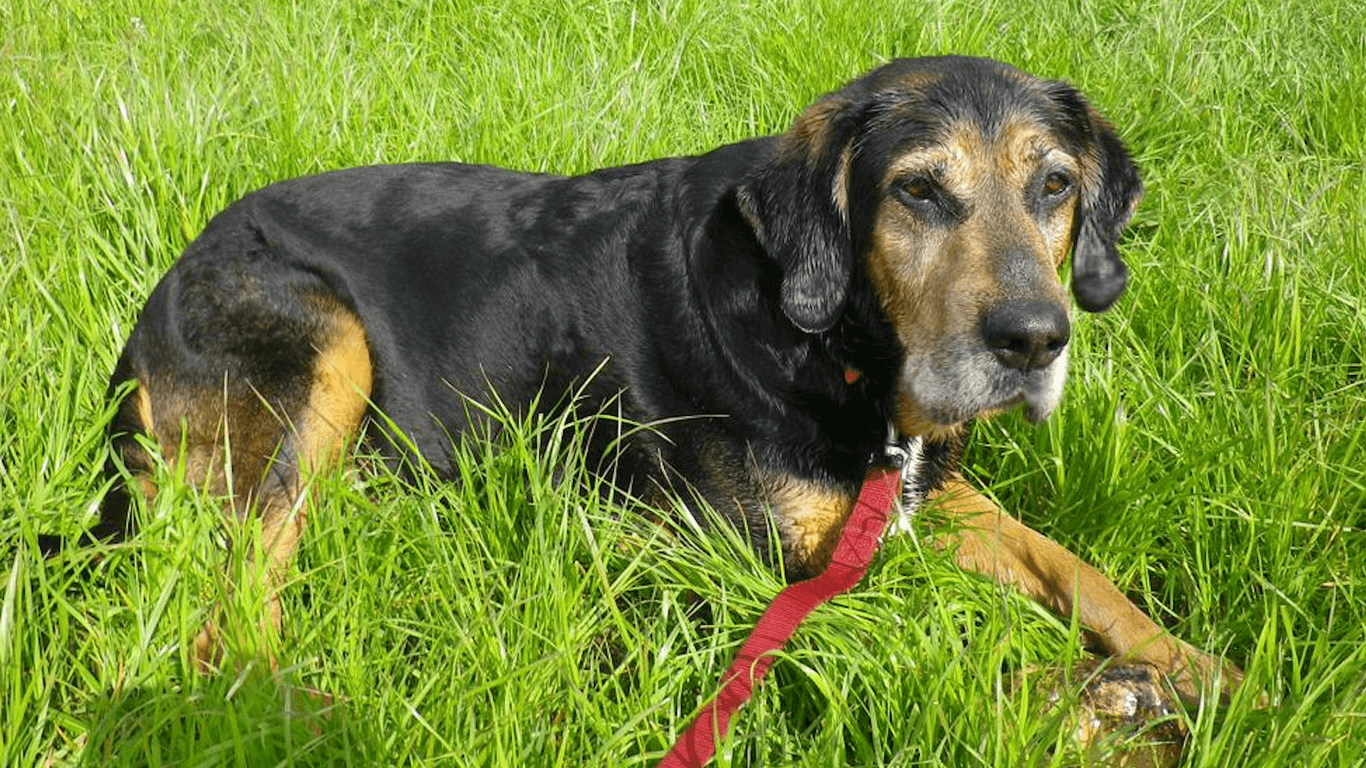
[[42, 55, 1243, 705]]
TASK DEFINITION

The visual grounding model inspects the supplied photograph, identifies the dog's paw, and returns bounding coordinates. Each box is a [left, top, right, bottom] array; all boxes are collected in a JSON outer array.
[[1017, 660, 1188, 768]]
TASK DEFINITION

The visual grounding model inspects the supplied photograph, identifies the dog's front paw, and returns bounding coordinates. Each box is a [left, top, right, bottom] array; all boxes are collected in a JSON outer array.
[[1019, 660, 1188, 768]]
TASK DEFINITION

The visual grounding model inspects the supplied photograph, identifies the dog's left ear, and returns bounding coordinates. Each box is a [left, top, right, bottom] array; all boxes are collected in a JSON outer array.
[[1047, 82, 1143, 313], [736, 96, 859, 333]]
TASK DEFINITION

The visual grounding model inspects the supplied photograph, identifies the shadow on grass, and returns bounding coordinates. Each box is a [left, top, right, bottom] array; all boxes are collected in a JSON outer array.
[[75, 669, 380, 767]]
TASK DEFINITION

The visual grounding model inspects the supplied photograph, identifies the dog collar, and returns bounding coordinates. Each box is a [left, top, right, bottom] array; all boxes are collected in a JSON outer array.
[[884, 433, 928, 535]]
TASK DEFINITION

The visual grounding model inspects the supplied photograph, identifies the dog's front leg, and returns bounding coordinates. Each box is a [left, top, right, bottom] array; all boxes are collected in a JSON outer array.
[[925, 478, 1244, 705]]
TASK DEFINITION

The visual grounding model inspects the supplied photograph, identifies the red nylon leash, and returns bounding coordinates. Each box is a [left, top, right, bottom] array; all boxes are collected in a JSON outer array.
[[655, 465, 902, 768]]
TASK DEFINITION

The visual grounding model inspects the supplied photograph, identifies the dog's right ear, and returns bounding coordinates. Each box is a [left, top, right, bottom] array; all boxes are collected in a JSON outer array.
[[736, 96, 859, 333]]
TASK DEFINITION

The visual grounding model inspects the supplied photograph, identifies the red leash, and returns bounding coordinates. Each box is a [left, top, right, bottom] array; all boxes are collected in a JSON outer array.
[[656, 465, 902, 768]]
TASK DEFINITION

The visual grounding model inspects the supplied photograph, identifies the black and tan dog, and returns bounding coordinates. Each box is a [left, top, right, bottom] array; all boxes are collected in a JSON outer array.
[[44, 56, 1242, 704]]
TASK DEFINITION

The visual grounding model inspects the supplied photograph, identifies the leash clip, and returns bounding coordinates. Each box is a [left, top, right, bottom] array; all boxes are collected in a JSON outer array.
[[881, 429, 925, 536]]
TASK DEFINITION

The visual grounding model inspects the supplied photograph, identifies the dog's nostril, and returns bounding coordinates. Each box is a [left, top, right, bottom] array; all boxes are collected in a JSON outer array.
[[980, 301, 1070, 371]]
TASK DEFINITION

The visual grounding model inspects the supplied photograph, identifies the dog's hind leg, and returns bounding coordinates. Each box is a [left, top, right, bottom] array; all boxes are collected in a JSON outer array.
[[198, 299, 372, 670], [106, 278, 372, 671]]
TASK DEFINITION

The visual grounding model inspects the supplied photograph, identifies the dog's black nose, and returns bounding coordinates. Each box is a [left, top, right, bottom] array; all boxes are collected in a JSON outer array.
[[980, 301, 1070, 371]]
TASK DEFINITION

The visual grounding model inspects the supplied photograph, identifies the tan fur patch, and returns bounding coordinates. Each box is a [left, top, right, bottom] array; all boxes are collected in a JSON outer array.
[[258, 300, 371, 572], [832, 143, 853, 221], [133, 383, 156, 438], [758, 472, 857, 573], [777, 96, 848, 163], [129, 384, 160, 500], [297, 305, 373, 474]]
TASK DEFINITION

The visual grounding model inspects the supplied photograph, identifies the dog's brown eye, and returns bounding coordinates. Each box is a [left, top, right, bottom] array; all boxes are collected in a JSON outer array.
[[895, 176, 941, 210], [1042, 171, 1073, 197], [902, 177, 935, 200]]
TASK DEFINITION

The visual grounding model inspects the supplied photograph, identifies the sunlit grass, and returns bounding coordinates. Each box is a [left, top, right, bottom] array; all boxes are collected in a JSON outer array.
[[3, 0, 1364, 765]]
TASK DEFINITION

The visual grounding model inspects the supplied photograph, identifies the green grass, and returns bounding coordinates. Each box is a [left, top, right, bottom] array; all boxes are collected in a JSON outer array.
[[3, 0, 1364, 765]]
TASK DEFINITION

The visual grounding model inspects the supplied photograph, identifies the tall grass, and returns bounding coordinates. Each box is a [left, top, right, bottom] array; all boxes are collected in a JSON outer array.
[[3, 0, 1364, 765]]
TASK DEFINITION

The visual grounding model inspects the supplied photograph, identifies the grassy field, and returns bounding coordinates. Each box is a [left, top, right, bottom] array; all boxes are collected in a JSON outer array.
[[3, 0, 1364, 765]]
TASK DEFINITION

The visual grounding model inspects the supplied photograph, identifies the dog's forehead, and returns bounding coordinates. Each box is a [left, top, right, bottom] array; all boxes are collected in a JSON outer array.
[[845, 61, 1084, 186], [881, 120, 1078, 186], [864, 68, 1068, 151], [861, 56, 1047, 110]]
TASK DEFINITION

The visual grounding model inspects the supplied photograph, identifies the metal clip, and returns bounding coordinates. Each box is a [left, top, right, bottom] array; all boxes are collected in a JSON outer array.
[[883, 430, 925, 536]]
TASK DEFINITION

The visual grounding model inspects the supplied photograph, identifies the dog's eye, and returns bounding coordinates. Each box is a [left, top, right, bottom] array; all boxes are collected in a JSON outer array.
[[1041, 171, 1074, 198], [901, 177, 935, 200], [894, 176, 941, 209]]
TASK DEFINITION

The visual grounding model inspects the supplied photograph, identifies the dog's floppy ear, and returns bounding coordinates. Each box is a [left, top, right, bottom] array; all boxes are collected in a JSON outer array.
[[1048, 83, 1143, 313], [736, 96, 858, 333]]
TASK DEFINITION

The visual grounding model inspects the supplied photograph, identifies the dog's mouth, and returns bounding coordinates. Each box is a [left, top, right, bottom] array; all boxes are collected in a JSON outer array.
[[1002, 384, 1057, 424], [898, 344, 1070, 432], [915, 387, 1046, 426]]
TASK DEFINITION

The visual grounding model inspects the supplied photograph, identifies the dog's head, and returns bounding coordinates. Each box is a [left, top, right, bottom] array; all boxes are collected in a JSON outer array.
[[737, 56, 1141, 439]]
